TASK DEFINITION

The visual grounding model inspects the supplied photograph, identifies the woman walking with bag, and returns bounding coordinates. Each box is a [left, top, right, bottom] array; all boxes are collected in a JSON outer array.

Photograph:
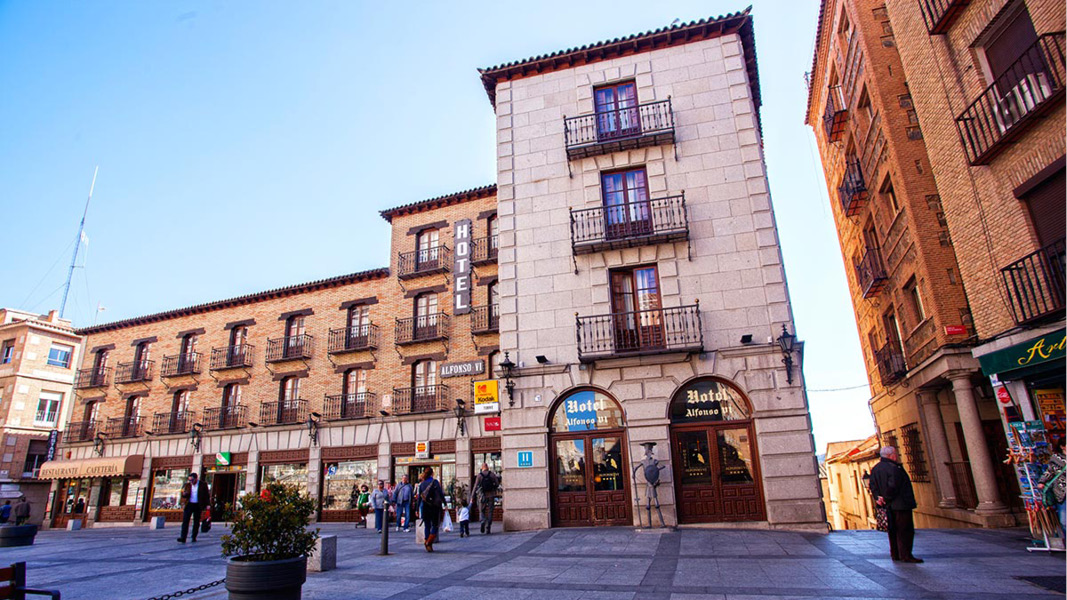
[[417, 467, 445, 552]]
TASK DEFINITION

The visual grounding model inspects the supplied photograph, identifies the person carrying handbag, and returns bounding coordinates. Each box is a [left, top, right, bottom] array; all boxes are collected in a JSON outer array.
[[869, 446, 922, 563], [416, 467, 445, 552], [1037, 437, 1067, 537], [177, 472, 210, 544]]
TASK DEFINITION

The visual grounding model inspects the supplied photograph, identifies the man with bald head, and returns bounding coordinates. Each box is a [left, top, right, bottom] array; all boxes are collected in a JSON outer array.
[[869, 445, 922, 563]]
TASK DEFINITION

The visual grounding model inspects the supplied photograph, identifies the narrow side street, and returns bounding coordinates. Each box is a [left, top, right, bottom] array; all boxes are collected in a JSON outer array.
[[5, 525, 1063, 600]]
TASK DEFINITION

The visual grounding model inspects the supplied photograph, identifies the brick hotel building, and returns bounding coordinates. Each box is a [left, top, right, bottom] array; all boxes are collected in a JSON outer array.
[[41, 9, 826, 531]]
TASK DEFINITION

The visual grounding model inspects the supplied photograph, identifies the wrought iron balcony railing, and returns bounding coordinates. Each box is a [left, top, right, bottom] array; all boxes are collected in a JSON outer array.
[[471, 304, 500, 334], [875, 342, 907, 386], [64, 420, 96, 443], [1002, 237, 1065, 325], [161, 353, 201, 377], [328, 324, 379, 354], [259, 399, 309, 426], [564, 98, 675, 160], [392, 384, 450, 415], [203, 405, 248, 431], [918, 0, 970, 34], [115, 360, 153, 384], [956, 33, 1065, 165], [576, 304, 703, 363], [324, 392, 378, 420], [265, 334, 314, 362], [855, 247, 888, 298], [397, 245, 452, 280], [823, 85, 848, 142], [471, 235, 498, 265], [570, 194, 689, 255], [74, 367, 111, 389], [106, 416, 142, 439], [210, 345, 254, 370], [395, 314, 450, 345], [151, 411, 197, 435], [838, 158, 867, 217]]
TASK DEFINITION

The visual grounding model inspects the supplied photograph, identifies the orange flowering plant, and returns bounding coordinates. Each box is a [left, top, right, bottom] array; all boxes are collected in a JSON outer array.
[[221, 481, 318, 561]]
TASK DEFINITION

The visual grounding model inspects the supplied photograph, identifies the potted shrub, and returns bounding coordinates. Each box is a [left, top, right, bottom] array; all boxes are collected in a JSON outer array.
[[221, 482, 319, 600]]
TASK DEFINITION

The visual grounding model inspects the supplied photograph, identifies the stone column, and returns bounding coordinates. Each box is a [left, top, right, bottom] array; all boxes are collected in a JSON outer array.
[[918, 392, 956, 508], [948, 372, 1006, 514], [308, 444, 322, 523]]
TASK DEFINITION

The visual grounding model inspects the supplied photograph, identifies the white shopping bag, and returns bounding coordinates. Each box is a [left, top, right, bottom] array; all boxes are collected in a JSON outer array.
[[416, 518, 426, 544], [442, 511, 453, 533]]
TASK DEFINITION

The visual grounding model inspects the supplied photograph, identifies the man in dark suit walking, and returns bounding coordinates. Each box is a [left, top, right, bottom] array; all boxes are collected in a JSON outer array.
[[178, 472, 209, 543], [869, 446, 922, 563]]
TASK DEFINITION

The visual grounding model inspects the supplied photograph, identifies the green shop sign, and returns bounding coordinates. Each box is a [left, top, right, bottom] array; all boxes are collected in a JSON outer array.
[[215, 452, 232, 467], [979, 328, 1066, 378]]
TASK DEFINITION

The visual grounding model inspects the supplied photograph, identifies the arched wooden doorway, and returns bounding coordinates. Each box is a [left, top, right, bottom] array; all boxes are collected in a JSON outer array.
[[548, 388, 632, 527], [669, 378, 766, 523]]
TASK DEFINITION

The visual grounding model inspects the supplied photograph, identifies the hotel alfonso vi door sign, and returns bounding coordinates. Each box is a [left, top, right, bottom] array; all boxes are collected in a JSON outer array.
[[669, 378, 766, 524], [549, 388, 632, 527]]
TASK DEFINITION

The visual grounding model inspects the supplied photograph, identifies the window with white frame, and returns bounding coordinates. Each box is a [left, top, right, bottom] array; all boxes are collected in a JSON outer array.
[[35, 391, 63, 425], [47, 343, 74, 368]]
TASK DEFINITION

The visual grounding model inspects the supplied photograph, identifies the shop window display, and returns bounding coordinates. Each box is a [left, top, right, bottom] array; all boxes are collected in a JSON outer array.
[[151, 468, 189, 510], [322, 460, 376, 511], [473, 451, 503, 508], [260, 463, 309, 495]]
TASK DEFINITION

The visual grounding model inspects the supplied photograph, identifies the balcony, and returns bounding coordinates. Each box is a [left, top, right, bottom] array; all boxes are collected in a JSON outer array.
[[259, 399, 309, 427], [324, 392, 378, 420], [265, 335, 314, 362], [392, 384, 450, 415], [576, 304, 703, 363], [105, 416, 142, 439], [837, 158, 868, 217], [74, 367, 111, 389], [471, 304, 499, 334], [946, 461, 979, 509], [210, 345, 254, 370], [564, 98, 675, 160], [151, 411, 197, 435], [823, 85, 848, 142], [395, 314, 450, 345], [1002, 237, 1065, 325], [203, 405, 248, 431], [875, 342, 907, 386], [855, 248, 888, 298], [115, 360, 153, 384], [918, 0, 970, 34], [161, 353, 201, 378], [328, 324, 380, 354], [570, 194, 689, 256], [471, 235, 498, 266], [64, 421, 96, 443], [956, 33, 1065, 165], [397, 245, 452, 280]]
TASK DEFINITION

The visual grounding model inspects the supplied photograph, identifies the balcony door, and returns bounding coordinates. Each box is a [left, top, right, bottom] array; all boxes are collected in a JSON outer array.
[[602, 169, 652, 240], [347, 306, 371, 347], [221, 383, 241, 428], [279, 377, 301, 422], [229, 325, 249, 366], [133, 342, 150, 379], [414, 293, 439, 340], [123, 396, 140, 436], [594, 81, 640, 141], [169, 391, 190, 433], [412, 360, 438, 412], [285, 316, 306, 358], [179, 333, 197, 373], [417, 229, 440, 270], [610, 266, 664, 353], [343, 368, 368, 418]]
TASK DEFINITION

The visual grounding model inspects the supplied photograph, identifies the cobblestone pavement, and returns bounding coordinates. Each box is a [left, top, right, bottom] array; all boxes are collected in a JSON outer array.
[[4, 524, 1064, 600]]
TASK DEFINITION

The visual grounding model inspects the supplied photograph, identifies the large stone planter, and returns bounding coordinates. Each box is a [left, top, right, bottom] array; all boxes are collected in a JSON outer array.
[[225, 555, 306, 600], [0, 524, 37, 547]]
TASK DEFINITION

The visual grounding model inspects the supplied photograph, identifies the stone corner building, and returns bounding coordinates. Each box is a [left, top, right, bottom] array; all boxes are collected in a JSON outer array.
[[42, 9, 825, 532], [807, 0, 1063, 529]]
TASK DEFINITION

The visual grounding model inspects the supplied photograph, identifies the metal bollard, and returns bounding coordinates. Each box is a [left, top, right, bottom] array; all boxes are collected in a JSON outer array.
[[379, 499, 390, 556]]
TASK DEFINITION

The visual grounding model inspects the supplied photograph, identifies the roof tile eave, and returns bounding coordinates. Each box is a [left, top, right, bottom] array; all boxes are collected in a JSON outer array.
[[379, 184, 497, 223]]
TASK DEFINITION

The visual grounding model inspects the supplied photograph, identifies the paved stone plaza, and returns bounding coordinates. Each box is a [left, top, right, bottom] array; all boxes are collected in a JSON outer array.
[[4, 524, 1064, 600]]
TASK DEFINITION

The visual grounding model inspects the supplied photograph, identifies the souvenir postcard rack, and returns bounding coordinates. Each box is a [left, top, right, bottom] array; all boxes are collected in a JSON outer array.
[[1007, 420, 1064, 552]]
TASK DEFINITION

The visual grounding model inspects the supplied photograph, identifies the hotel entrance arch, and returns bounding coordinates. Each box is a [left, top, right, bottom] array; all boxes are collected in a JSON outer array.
[[669, 377, 766, 523], [548, 388, 633, 527]]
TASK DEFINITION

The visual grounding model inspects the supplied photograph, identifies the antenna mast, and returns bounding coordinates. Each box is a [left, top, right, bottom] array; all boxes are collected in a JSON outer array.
[[60, 166, 98, 319]]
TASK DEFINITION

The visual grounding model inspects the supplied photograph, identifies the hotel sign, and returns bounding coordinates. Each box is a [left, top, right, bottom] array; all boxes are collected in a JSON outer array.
[[453, 218, 472, 315]]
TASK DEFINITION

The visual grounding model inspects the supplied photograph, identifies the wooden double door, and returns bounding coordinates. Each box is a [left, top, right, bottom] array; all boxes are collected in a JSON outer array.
[[550, 430, 632, 527], [671, 422, 765, 523]]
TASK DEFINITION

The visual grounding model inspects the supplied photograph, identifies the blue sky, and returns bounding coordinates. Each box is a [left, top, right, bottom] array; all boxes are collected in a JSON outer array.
[[0, 1, 873, 449]]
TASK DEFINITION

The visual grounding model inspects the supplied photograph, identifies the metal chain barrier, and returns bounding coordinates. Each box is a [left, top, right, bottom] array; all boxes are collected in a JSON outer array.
[[143, 578, 225, 600]]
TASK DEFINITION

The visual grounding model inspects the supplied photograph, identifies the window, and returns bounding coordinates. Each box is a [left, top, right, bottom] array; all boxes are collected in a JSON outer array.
[[47, 343, 73, 368], [883, 309, 904, 352], [904, 277, 926, 326], [134, 341, 151, 364], [34, 391, 62, 425], [172, 390, 190, 415], [285, 315, 306, 358], [222, 383, 242, 408], [347, 305, 371, 340], [610, 265, 663, 351], [594, 81, 639, 139], [487, 214, 499, 249], [414, 293, 439, 339], [124, 396, 141, 421], [150, 468, 189, 510], [880, 176, 899, 213], [280, 377, 301, 402], [981, 2, 1038, 85], [1, 340, 14, 364], [179, 333, 198, 356], [858, 85, 873, 125], [23, 439, 48, 476], [602, 169, 651, 238], [228, 326, 249, 366], [413, 360, 437, 390], [416, 229, 440, 268], [93, 349, 109, 371], [900, 423, 929, 482], [230, 325, 248, 348], [343, 368, 367, 396]]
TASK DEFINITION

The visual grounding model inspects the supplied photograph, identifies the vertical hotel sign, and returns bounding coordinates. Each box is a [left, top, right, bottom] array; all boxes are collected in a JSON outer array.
[[454, 218, 472, 315]]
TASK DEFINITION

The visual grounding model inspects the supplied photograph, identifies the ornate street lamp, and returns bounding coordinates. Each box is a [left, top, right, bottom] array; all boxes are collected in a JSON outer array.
[[454, 399, 467, 437], [306, 412, 321, 446], [189, 422, 204, 452], [498, 352, 517, 407], [777, 324, 797, 384], [93, 432, 107, 456]]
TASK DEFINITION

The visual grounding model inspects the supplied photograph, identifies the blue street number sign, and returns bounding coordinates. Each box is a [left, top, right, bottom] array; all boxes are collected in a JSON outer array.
[[517, 451, 533, 468]]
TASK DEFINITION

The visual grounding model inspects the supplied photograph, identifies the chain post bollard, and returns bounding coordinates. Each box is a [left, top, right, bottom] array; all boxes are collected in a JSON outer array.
[[379, 498, 390, 555]]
